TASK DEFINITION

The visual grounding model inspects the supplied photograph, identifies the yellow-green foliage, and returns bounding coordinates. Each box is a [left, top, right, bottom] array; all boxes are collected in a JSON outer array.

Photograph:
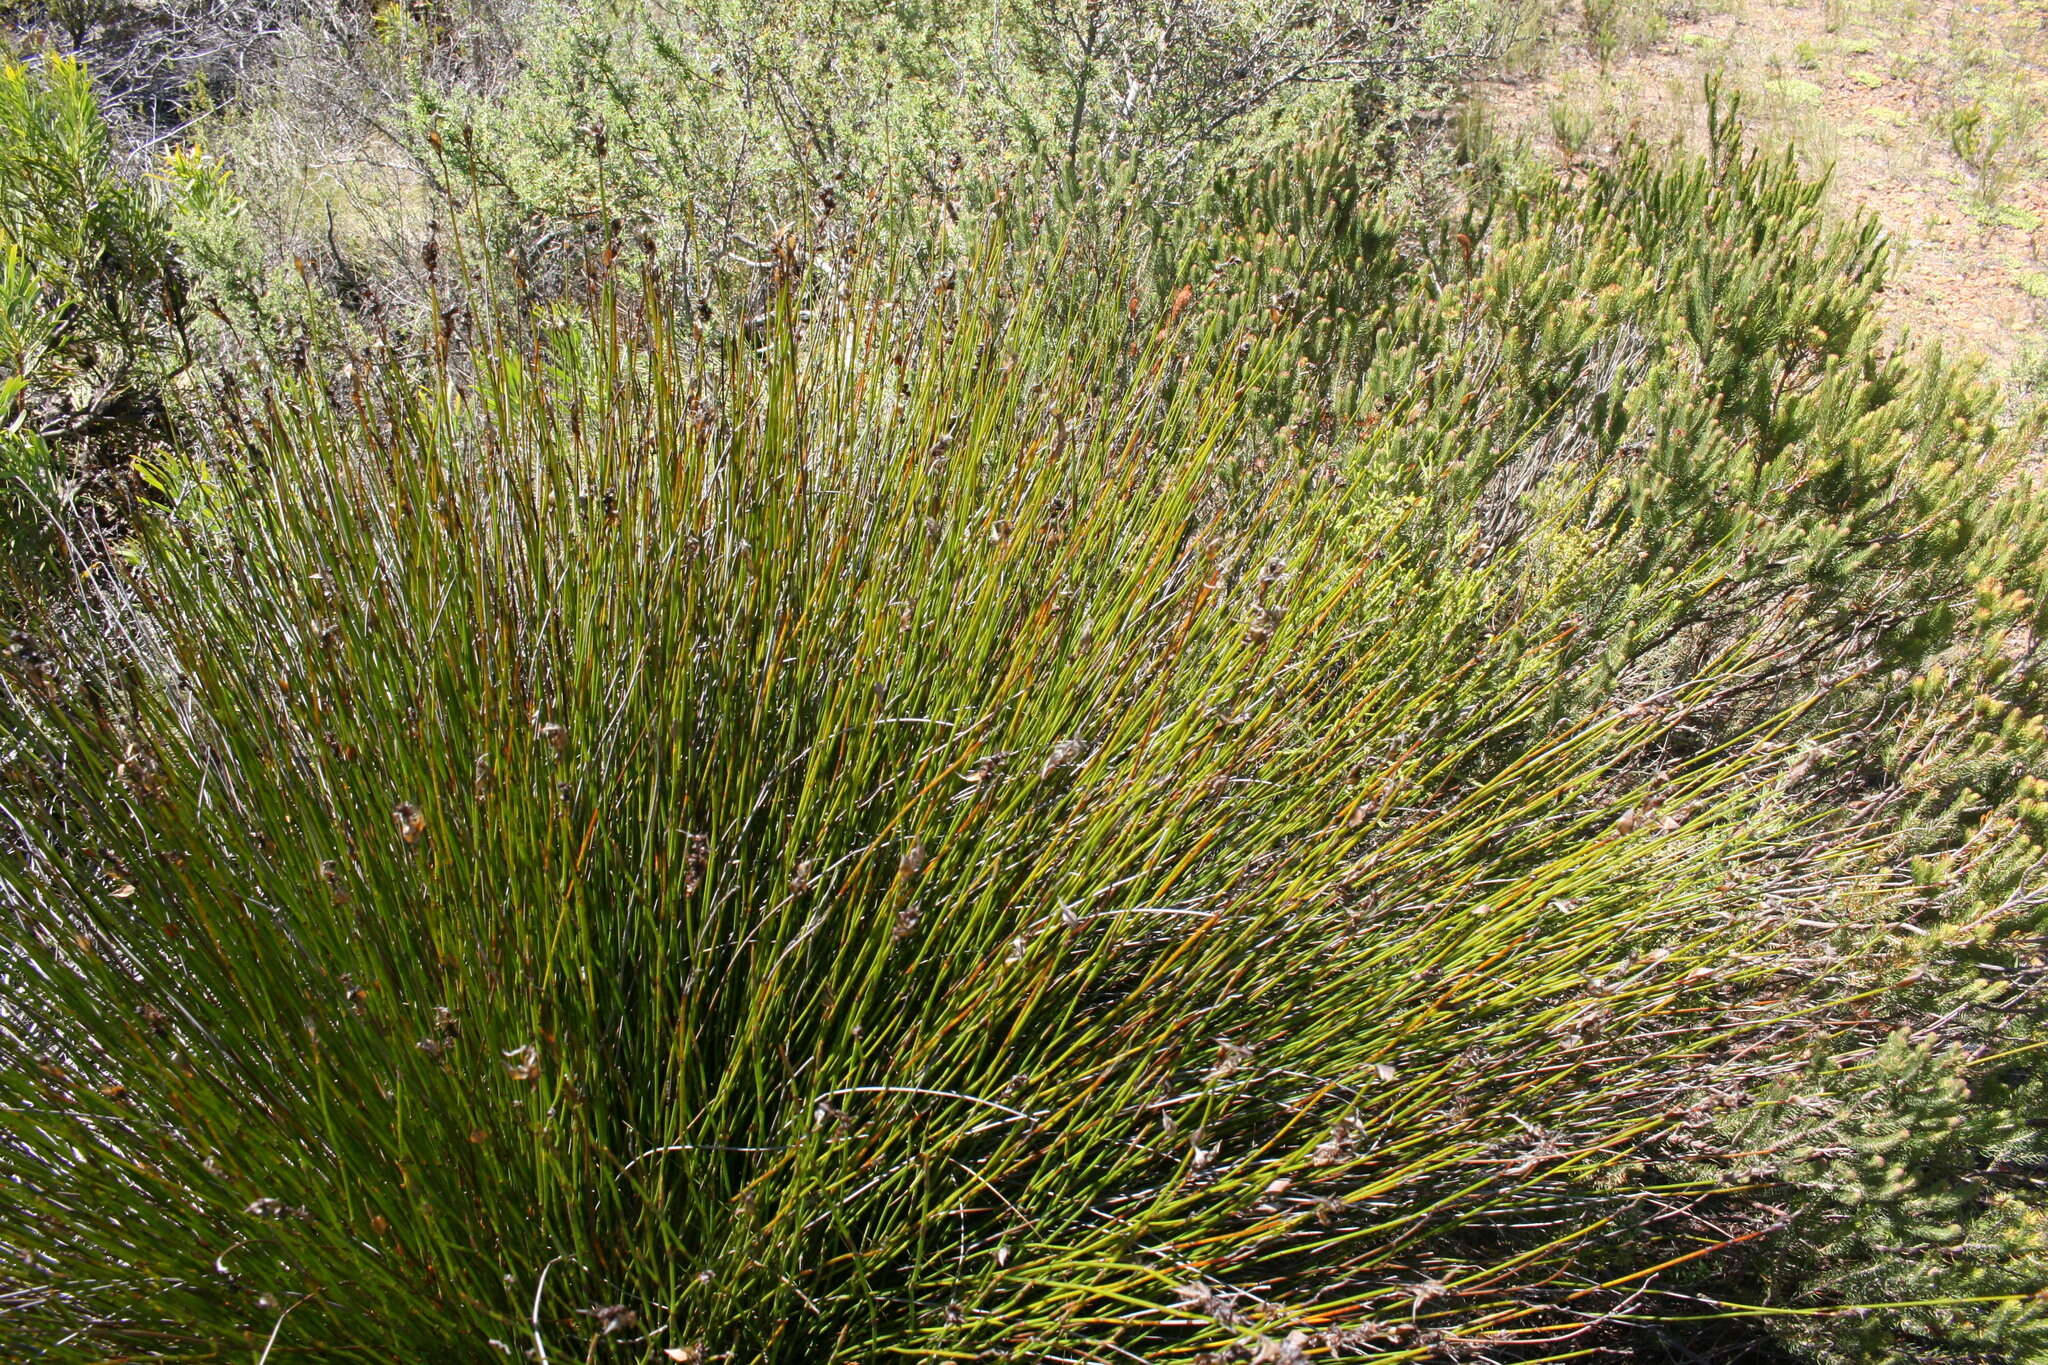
[[1146, 88, 2048, 1356], [1161, 90, 2044, 764]]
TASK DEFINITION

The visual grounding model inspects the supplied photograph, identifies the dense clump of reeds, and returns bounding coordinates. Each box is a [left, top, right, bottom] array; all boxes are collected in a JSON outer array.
[[0, 217, 1824, 1360]]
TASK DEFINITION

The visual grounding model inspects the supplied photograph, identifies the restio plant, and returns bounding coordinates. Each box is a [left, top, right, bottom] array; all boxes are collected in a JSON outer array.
[[1, 221, 1815, 1359]]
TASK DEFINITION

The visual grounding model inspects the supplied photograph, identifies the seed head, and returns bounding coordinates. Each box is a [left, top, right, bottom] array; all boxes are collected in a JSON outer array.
[[1207, 1041, 1255, 1082], [1041, 738, 1089, 778], [684, 832, 710, 895], [587, 1305, 636, 1335]]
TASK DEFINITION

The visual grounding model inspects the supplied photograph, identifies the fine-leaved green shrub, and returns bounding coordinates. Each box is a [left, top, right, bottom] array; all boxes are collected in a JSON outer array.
[[0, 52, 194, 612], [0, 54, 188, 442]]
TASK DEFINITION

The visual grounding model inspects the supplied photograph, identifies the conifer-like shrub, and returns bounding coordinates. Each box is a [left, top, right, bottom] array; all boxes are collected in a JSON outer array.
[[0, 226, 1827, 1360], [1160, 107, 2048, 1356], [1164, 94, 2046, 766], [0, 55, 187, 438]]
